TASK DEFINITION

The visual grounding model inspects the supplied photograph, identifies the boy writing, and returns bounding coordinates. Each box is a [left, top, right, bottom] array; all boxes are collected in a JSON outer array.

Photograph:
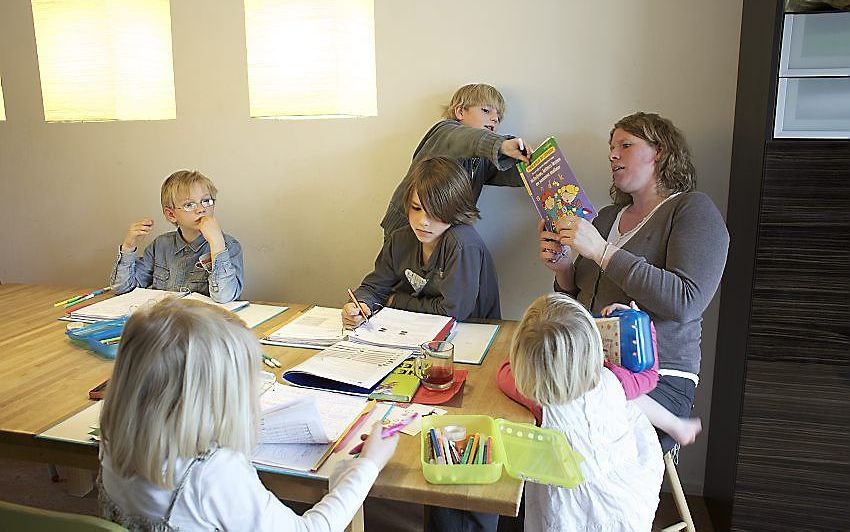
[[380, 83, 530, 239], [110, 170, 244, 303], [344, 156, 500, 327]]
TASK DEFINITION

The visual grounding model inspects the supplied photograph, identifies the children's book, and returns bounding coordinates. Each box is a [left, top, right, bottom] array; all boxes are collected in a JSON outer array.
[[517, 136, 596, 232], [368, 360, 420, 402]]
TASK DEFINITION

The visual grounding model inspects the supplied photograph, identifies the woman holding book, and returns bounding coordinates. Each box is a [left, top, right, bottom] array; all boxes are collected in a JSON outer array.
[[537, 111, 729, 452]]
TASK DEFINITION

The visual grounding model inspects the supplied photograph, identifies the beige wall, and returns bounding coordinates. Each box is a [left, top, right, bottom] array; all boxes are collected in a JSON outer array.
[[0, 0, 742, 492]]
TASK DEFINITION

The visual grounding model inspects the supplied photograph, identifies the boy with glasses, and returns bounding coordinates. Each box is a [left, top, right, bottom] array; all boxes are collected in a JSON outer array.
[[109, 170, 244, 302]]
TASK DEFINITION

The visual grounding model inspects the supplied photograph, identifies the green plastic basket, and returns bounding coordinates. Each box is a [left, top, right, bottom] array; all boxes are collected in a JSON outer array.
[[421, 414, 584, 488]]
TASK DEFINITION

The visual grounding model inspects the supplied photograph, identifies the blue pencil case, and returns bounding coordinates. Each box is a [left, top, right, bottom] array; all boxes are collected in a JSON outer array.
[[66, 318, 127, 359], [594, 309, 655, 373]]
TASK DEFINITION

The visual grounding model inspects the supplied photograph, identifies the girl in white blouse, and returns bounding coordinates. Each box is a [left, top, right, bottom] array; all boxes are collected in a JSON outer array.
[[507, 294, 663, 532], [98, 297, 397, 531]]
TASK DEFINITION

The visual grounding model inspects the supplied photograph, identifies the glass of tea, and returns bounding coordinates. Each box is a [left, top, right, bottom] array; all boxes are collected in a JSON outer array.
[[415, 341, 455, 391]]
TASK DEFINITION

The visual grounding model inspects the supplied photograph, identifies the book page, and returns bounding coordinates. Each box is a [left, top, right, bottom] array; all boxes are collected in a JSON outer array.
[[286, 341, 411, 389], [260, 384, 368, 441], [253, 442, 331, 473], [259, 396, 330, 444], [349, 307, 453, 350]]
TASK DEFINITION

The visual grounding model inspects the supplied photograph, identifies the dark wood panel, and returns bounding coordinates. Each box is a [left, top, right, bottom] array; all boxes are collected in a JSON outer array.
[[732, 360, 850, 531], [746, 142, 850, 365], [704, 3, 785, 525]]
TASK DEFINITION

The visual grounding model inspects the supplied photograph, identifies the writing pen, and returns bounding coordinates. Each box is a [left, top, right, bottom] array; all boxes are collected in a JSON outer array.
[[348, 413, 419, 455], [347, 288, 369, 324]]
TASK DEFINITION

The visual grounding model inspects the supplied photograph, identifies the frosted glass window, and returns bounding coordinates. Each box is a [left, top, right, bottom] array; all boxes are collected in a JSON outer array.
[[775, 78, 850, 138], [31, 0, 176, 122], [0, 78, 5, 121], [244, 0, 377, 119]]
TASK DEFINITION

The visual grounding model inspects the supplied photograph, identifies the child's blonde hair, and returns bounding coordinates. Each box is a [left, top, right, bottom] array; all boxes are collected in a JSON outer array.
[[99, 298, 260, 489], [160, 170, 218, 211], [442, 83, 506, 121], [403, 156, 480, 225], [509, 294, 602, 405]]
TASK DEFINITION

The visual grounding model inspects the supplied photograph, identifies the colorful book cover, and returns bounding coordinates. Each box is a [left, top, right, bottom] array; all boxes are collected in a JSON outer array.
[[517, 136, 596, 231], [369, 360, 420, 403]]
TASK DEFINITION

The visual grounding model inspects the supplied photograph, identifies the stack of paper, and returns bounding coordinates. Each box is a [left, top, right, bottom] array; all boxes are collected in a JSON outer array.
[[262, 306, 345, 349], [253, 384, 368, 472], [66, 288, 248, 322], [349, 307, 455, 350]]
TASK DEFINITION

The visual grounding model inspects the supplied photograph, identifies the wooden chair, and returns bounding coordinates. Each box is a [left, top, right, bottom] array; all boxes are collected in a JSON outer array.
[[0, 500, 127, 532], [659, 451, 696, 532]]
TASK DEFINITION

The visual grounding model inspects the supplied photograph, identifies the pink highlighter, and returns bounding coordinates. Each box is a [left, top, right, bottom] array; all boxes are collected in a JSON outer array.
[[348, 413, 419, 455]]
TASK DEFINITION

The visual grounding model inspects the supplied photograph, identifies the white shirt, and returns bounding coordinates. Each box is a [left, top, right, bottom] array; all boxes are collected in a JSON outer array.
[[101, 448, 379, 531], [524, 369, 664, 532]]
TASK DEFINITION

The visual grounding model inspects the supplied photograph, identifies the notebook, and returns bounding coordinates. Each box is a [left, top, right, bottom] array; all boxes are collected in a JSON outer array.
[[261, 306, 345, 349], [450, 323, 500, 365], [65, 288, 248, 322]]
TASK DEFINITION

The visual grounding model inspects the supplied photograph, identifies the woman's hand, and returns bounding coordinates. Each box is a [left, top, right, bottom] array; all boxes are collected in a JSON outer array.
[[555, 217, 607, 264], [538, 220, 572, 273]]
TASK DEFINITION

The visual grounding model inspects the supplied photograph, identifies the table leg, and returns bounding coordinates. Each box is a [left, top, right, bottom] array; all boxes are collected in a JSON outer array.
[[66, 467, 94, 497]]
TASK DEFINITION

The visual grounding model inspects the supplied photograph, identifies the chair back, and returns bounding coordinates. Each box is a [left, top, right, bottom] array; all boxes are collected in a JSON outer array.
[[0, 500, 127, 532]]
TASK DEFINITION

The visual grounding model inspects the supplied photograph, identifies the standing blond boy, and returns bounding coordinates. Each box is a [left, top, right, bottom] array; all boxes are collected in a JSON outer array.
[[380, 83, 530, 239], [110, 170, 244, 303]]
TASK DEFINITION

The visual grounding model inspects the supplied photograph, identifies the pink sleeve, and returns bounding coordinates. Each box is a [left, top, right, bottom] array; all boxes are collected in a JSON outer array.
[[604, 322, 660, 400], [497, 360, 543, 426]]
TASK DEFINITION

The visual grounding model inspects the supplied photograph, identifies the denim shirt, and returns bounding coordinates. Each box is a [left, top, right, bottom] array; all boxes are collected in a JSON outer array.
[[110, 230, 244, 303]]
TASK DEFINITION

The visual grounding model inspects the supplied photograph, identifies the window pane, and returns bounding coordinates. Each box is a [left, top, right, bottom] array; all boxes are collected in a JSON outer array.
[[244, 0, 377, 118], [31, 0, 176, 122]]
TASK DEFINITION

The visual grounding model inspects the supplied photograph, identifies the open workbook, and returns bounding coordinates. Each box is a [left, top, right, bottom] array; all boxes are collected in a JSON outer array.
[[281, 341, 412, 396], [261, 306, 346, 349], [64, 288, 249, 322], [38, 384, 369, 474], [253, 384, 369, 472], [348, 307, 455, 350]]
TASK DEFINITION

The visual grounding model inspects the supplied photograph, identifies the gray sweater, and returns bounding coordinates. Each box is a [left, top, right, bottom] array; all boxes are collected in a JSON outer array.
[[560, 192, 729, 374], [355, 224, 501, 321], [379, 120, 523, 238]]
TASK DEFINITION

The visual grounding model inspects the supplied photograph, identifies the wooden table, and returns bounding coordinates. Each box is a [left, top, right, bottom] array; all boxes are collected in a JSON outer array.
[[0, 284, 531, 517]]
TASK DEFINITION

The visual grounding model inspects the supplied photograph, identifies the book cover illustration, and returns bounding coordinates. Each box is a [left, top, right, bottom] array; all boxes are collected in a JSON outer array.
[[594, 317, 622, 366], [369, 360, 421, 403], [517, 137, 596, 231]]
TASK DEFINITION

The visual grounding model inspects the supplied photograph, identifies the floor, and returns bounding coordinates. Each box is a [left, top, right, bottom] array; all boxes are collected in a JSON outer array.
[[0, 457, 715, 530]]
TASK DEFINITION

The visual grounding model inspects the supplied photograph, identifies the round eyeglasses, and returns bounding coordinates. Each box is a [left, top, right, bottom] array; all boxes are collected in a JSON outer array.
[[176, 197, 215, 212]]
